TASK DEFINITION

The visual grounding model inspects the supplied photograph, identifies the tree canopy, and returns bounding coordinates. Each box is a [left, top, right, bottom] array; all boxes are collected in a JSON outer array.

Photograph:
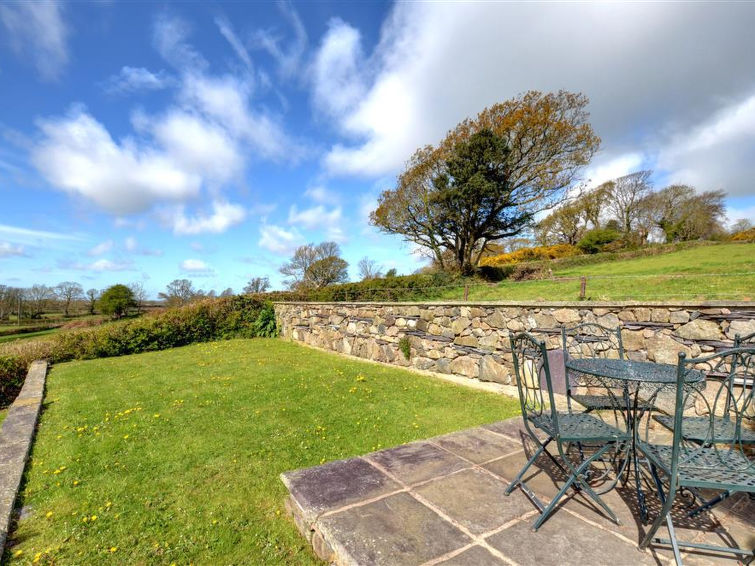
[[280, 242, 349, 289], [99, 284, 136, 319], [371, 90, 600, 273]]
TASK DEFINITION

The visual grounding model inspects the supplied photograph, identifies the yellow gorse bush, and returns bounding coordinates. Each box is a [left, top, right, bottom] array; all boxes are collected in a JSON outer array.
[[479, 243, 580, 267]]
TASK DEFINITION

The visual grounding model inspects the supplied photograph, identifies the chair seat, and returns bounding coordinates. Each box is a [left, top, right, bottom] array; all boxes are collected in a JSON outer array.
[[638, 442, 755, 492], [530, 412, 628, 442], [653, 415, 755, 444], [572, 393, 654, 411]]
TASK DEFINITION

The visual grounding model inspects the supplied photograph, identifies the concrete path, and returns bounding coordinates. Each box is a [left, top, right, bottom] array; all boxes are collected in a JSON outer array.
[[282, 417, 753, 566]]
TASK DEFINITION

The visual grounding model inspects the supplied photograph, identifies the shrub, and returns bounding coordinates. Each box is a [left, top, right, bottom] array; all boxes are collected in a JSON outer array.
[[479, 244, 580, 268], [731, 227, 755, 242], [398, 336, 411, 360], [577, 229, 622, 254], [0, 296, 274, 407]]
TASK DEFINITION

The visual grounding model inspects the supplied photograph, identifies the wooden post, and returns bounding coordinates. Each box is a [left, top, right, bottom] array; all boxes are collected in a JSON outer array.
[[579, 276, 587, 300], [463, 284, 469, 302]]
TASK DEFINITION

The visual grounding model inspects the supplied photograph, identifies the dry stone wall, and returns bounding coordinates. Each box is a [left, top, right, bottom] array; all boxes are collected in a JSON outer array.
[[275, 302, 755, 385]]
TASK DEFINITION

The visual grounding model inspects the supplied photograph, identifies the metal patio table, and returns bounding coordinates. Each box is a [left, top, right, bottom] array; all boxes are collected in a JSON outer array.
[[564, 358, 706, 522]]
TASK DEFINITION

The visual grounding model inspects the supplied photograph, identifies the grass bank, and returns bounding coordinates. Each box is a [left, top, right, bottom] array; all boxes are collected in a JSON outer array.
[[438, 242, 755, 301], [5, 339, 518, 565]]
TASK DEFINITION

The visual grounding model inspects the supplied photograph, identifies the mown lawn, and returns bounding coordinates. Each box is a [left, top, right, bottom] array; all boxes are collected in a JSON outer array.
[[5, 339, 518, 565], [0, 328, 60, 344], [438, 242, 755, 302]]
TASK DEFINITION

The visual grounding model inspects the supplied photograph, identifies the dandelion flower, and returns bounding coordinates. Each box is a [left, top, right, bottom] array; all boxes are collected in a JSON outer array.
[[45, 511, 53, 518]]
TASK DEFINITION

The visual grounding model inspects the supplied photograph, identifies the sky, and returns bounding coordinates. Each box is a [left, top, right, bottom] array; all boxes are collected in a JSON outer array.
[[1, 1, 754, 297]]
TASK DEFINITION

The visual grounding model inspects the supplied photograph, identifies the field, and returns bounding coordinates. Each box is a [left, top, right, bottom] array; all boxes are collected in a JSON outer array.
[[5, 339, 518, 565], [438, 242, 755, 302]]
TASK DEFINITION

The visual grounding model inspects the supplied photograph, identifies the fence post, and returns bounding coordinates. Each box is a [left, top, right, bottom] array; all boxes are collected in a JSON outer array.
[[463, 284, 469, 302], [579, 276, 587, 300]]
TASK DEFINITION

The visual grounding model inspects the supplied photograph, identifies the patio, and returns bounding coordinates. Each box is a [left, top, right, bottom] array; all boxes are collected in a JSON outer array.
[[282, 416, 754, 566]]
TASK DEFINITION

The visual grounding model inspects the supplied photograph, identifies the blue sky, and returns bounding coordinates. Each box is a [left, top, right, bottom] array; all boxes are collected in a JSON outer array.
[[1, 1, 754, 297]]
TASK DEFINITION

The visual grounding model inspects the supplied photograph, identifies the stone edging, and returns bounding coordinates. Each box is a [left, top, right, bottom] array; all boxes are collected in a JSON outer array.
[[274, 300, 753, 308], [0, 361, 48, 553]]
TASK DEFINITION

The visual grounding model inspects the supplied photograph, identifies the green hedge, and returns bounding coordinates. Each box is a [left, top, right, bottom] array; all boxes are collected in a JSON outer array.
[[0, 297, 276, 407]]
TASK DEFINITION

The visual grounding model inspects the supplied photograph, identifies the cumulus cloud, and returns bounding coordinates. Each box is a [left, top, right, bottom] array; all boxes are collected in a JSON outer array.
[[60, 258, 135, 272], [0, 242, 26, 258], [30, 13, 302, 231], [124, 236, 163, 256], [316, 2, 755, 196], [258, 223, 304, 255], [180, 258, 212, 272], [288, 204, 345, 242], [0, 0, 69, 80], [104, 66, 175, 94], [32, 108, 201, 214], [171, 201, 247, 235], [304, 185, 340, 205]]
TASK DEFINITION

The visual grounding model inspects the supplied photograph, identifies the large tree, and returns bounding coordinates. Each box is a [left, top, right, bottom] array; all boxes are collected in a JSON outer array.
[[357, 257, 383, 281], [55, 281, 83, 317], [639, 185, 726, 242], [280, 242, 349, 289], [605, 170, 653, 236], [243, 277, 270, 294], [25, 284, 54, 319], [371, 90, 600, 273], [99, 284, 136, 319], [158, 279, 200, 307]]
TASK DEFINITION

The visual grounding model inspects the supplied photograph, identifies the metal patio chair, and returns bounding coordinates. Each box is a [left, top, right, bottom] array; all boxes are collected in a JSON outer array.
[[652, 334, 755, 515], [561, 323, 652, 413], [637, 348, 755, 565], [504, 332, 630, 530]]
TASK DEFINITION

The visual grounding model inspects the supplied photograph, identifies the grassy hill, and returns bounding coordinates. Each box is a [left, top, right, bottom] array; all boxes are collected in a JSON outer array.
[[435, 242, 754, 302]]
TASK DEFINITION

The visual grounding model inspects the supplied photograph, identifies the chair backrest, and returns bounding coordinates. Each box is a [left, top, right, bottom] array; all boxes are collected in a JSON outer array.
[[562, 322, 624, 361], [669, 348, 755, 489], [510, 332, 559, 436]]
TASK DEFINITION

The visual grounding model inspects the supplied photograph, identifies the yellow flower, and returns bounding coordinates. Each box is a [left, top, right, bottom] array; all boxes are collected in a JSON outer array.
[[123, 435, 129, 439], [45, 511, 53, 518], [12, 549, 23, 557], [153, 414, 160, 418], [73, 480, 80, 486], [109, 547, 118, 553], [91, 515, 98, 521]]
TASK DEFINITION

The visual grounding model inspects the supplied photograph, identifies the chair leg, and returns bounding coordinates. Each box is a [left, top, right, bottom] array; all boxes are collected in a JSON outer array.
[[640, 465, 676, 552], [505, 438, 550, 496], [533, 444, 617, 531]]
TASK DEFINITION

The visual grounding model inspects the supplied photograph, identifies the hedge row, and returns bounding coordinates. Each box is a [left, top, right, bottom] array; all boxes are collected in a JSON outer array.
[[0, 296, 276, 407]]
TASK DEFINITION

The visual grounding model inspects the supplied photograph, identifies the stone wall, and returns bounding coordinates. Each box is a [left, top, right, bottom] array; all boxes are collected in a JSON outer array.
[[275, 302, 755, 385]]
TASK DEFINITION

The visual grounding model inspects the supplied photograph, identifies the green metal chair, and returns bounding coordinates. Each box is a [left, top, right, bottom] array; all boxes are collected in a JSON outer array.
[[504, 332, 630, 530], [652, 334, 755, 516], [637, 347, 755, 565]]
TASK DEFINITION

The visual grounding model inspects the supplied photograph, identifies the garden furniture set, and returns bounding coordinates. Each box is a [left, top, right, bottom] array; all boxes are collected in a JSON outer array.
[[505, 326, 754, 565]]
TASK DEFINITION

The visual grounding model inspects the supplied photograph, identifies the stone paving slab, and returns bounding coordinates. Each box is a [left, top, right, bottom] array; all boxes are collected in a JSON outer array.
[[281, 416, 754, 566]]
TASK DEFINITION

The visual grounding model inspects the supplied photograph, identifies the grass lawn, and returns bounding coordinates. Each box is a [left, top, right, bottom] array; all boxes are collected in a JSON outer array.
[[5, 339, 519, 565], [0, 407, 7, 427], [437, 242, 755, 302]]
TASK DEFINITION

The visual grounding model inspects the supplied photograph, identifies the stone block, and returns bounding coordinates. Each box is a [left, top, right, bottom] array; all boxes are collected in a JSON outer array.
[[597, 313, 620, 328], [367, 442, 468, 485], [668, 310, 690, 324], [479, 355, 510, 384], [618, 309, 636, 322], [486, 310, 507, 328], [451, 316, 471, 335], [727, 319, 755, 340], [651, 309, 670, 323], [675, 319, 724, 340], [646, 333, 692, 365], [449, 355, 479, 378], [633, 307, 651, 321], [553, 308, 580, 324], [454, 336, 479, 348]]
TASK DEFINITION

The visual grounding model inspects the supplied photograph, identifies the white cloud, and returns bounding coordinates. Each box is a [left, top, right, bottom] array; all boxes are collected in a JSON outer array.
[[180, 258, 212, 272], [583, 153, 645, 189], [125, 237, 138, 252], [310, 19, 366, 120], [32, 108, 201, 214], [105, 66, 175, 94], [124, 237, 163, 256], [0, 0, 68, 80], [88, 240, 114, 256], [215, 16, 253, 71], [0, 223, 83, 246], [316, 2, 755, 197], [252, 2, 307, 78], [31, 13, 302, 228], [304, 185, 340, 205], [0, 242, 26, 258], [258, 224, 304, 255], [171, 201, 247, 235], [89, 259, 133, 272], [153, 13, 207, 71], [152, 109, 243, 182], [288, 204, 342, 230]]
